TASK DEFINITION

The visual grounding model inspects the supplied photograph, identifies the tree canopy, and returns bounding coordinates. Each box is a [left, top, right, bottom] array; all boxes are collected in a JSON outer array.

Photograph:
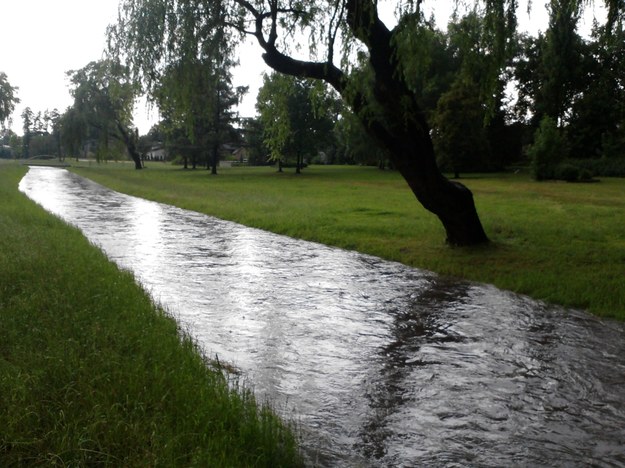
[[108, 0, 625, 246], [0, 72, 20, 128], [256, 73, 337, 172], [66, 60, 143, 168]]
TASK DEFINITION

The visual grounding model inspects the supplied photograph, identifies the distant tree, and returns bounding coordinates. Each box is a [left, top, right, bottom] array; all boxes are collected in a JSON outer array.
[[240, 117, 270, 166], [528, 116, 566, 180], [513, 33, 544, 124], [49, 109, 62, 161], [59, 107, 88, 160], [0, 72, 20, 128], [536, 0, 585, 125], [138, 124, 165, 162], [433, 78, 491, 178], [21, 107, 34, 159], [1, 129, 22, 158], [333, 107, 387, 166], [0, 128, 19, 158], [154, 56, 245, 174], [257, 73, 336, 173], [67, 60, 142, 168], [206, 63, 247, 174], [567, 25, 625, 158]]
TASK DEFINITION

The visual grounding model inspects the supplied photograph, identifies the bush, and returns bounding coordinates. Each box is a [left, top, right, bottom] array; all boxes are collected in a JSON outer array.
[[555, 163, 580, 182], [528, 116, 567, 181], [567, 158, 625, 178], [579, 169, 593, 181]]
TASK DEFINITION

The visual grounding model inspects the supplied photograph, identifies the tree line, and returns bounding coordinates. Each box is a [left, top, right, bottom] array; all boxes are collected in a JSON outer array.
[[2, 1, 623, 245]]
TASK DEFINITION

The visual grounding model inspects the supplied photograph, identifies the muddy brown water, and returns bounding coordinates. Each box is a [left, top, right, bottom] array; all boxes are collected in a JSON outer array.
[[20, 167, 625, 467]]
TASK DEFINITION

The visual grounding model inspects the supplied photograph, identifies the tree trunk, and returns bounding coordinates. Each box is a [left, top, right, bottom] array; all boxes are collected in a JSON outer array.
[[343, 1, 488, 246], [295, 152, 302, 174], [368, 112, 488, 245], [211, 142, 218, 175], [117, 123, 143, 169]]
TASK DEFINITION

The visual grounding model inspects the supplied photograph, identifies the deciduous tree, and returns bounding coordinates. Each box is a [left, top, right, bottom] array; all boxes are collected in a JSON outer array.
[[0, 72, 19, 128], [67, 60, 143, 169], [256, 73, 336, 173], [155, 56, 246, 173], [433, 78, 491, 178]]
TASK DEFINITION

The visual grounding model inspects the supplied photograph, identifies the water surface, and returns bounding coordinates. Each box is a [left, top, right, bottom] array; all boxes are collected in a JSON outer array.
[[20, 167, 625, 466]]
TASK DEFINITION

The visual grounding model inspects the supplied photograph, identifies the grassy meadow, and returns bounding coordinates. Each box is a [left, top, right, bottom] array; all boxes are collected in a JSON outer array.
[[69, 162, 625, 319], [0, 164, 302, 466]]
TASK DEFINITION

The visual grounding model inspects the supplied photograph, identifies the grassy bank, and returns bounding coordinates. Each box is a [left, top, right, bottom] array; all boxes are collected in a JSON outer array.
[[0, 165, 302, 466], [69, 163, 625, 320]]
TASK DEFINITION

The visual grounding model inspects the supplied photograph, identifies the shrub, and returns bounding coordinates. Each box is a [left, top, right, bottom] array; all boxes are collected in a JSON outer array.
[[579, 169, 592, 181], [555, 163, 580, 182], [567, 157, 625, 178], [528, 116, 566, 181]]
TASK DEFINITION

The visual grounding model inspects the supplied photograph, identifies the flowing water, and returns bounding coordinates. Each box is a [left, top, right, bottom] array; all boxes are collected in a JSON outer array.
[[19, 166, 625, 467]]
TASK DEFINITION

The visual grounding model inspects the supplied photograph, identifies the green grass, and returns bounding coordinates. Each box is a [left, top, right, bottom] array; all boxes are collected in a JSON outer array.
[[0, 164, 302, 467], [69, 162, 625, 320]]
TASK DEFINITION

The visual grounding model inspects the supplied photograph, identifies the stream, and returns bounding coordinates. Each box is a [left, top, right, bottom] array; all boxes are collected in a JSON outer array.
[[19, 166, 625, 467]]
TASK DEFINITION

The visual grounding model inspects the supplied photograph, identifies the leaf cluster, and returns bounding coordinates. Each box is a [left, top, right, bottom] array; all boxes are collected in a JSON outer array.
[[0, 72, 20, 128]]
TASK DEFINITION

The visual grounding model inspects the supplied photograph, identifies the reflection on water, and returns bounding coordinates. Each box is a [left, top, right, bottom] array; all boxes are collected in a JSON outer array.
[[20, 167, 625, 466]]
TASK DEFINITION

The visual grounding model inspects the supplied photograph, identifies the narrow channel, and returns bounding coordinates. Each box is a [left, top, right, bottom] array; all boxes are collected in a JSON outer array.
[[19, 167, 625, 466]]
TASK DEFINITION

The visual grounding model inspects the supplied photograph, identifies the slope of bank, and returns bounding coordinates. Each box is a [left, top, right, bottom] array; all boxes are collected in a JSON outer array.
[[0, 165, 302, 467], [69, 163, 625, 320]]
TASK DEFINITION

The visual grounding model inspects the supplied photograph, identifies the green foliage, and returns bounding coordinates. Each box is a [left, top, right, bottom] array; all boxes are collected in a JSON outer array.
[[68, 60, 137, 129], [156, 57, 246, 172], [66, 60, 143, 168], [393, 17, 459, 118], [256, 73, 337, 171], [0, 164, 302, 466], [567, 24, 625, 158], [554, 162, 580, 181], [528, 116, 566, 180], [0, 130, 21, 158], [240, 117, 271, 165], [567, 157, 625, 177], [333, 107, 387, 165], [536, 0, 585, 123], [0, 72, 19, 127], [59, 107, 88, 158], [433, 78, 491, 177]]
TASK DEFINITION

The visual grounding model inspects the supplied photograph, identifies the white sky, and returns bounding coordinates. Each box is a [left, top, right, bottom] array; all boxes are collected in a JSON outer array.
[[0, 0, 268, 135], [0, 1, 602, 136]]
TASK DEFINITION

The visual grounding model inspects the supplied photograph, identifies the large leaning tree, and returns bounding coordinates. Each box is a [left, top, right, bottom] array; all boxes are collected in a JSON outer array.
[[108, 0, 624, 246]]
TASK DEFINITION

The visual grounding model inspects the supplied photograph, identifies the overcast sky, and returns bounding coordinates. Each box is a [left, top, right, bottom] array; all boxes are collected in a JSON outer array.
[[1, 1, 602, 136], [0, 0, 268, 134]]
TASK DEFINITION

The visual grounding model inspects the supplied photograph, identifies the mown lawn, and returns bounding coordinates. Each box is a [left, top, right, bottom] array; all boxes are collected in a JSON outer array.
[[69, 162, 625, 320], [0, 164, 302, 467]]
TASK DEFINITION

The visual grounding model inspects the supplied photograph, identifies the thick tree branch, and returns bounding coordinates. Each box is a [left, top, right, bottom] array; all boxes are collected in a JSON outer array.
[[233, 0, 346, 92], [261, 48, 346, 93], [345, 0, 392, 49]]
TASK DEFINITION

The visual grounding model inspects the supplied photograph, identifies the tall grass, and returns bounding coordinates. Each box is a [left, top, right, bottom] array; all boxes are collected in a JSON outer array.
[[71, 163, 625, 319], [0, 164, 302, 466]]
